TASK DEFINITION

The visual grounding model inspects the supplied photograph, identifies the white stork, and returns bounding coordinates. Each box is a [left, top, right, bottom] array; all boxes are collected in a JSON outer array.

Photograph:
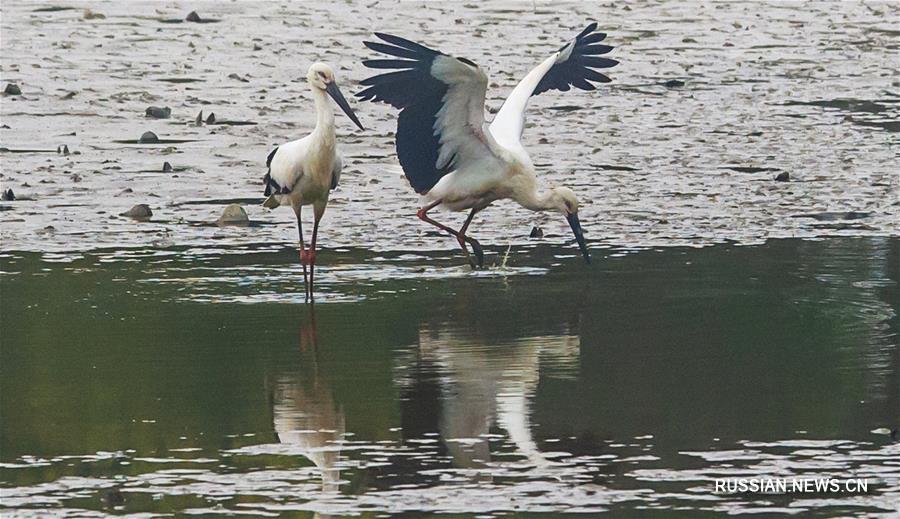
[[357, 23, 617, 267], [263, 62, 364, 301]]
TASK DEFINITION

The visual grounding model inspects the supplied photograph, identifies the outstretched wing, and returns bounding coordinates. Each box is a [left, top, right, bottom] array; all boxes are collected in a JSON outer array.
[[490, 23, 617, 150], [357, 33, 498, 194]]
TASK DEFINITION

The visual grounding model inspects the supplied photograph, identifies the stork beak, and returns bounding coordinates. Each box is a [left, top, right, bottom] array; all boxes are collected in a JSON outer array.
[[566, 212, 591, 264], [325, 81, 365, 131]]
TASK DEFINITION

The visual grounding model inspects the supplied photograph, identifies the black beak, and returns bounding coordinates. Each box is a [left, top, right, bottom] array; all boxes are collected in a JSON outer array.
[[325, 81, 364, 131], [566, 212, 591, 264]]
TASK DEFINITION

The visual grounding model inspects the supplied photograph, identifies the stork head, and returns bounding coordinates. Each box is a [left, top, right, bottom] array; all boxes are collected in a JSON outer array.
[[307, 62, 335, 90], [552, 187, 590, 264], [307, 62, 364, 131]]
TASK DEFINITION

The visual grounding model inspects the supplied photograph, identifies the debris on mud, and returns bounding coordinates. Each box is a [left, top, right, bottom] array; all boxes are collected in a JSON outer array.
[[145, 106, 172, 119]]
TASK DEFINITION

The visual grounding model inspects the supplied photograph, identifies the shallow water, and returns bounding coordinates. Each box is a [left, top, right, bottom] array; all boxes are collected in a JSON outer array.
[[2, 237, 899, 517], [1, 0, 899, 517]]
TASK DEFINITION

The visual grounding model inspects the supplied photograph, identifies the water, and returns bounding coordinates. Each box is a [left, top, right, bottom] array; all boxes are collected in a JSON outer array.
[[1, 0, 898, 517], [2, 238, 898, 516]]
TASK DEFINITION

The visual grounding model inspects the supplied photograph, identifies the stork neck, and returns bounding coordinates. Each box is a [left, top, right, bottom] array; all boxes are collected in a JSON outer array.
[[312, 87, 335, 138], [515, 185, 557, 212]]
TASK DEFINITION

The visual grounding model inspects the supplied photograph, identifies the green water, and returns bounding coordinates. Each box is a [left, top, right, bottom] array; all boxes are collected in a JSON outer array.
[[1, 237, 897, 516]]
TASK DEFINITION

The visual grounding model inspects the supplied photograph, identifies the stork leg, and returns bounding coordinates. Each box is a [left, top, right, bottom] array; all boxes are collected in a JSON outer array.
[[457, 208, 484, 268], [417, 201, 482, 269], [307, 210, 323, 302], [296, 210, 310, 302]]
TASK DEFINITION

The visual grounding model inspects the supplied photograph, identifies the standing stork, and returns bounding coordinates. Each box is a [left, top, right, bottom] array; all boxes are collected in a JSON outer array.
[[357, 23, 617, 267], [263, 62, 364, 301]]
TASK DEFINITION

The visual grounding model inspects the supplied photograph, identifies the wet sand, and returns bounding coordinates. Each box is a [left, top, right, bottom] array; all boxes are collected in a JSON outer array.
[[1, 0, 897, 257]]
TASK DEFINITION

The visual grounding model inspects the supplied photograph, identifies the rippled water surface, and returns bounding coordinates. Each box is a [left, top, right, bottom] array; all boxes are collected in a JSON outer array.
[[2, 238, 898, 517], [1, 0, 899, 517]]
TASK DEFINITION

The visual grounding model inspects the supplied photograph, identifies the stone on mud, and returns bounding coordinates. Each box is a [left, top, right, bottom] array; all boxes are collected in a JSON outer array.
[[138, 131, 159, 144], [120, 204, 152, 219], [217, 204, 250, 226]]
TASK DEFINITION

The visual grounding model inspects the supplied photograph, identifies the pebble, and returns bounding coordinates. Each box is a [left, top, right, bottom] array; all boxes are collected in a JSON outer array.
[[145, 106, 171, 119], [120, 204, 152, 219], [217, 204, 250, 226], [206, 112, 216, 124], [4, 83, 22, 95], [195, 110, 203, 126], [138, 131, 159, 144], [664, 79, 685, 88], [83, 9, 105, 19], [774, 172, 790, 182], [162, 161, 173, 172], [2, 188, 15, 201], [185, 11, 202, 22], [529, 226, 544, 238]]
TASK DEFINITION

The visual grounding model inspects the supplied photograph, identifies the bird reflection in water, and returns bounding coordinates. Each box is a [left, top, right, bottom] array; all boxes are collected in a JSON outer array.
[[271, 307, 345, 493], [406, 326, 580, 471]]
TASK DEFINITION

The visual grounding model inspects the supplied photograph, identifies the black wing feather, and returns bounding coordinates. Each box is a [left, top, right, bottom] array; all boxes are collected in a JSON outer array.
[[362, 59, 418, 69], [533, 23, 618, 97], [363, 41, 421, 60], [263, 146, 289, 196], [266, 146, 278, 168], [357, 33, 454, 194], [373, 32, 442, 55]]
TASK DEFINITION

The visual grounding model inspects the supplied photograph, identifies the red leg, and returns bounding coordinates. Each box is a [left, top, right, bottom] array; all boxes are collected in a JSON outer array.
[[417, 201, 478, 268], [296, 210, 310, 301], [458, 208, 484, 268]]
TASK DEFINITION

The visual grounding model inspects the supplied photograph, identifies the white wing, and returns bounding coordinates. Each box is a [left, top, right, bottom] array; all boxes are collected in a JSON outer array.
[[264, 136, 310, 196], [358, 33, 502, 194], [489, 23, 617, 151], [431, 55, 497, 173]]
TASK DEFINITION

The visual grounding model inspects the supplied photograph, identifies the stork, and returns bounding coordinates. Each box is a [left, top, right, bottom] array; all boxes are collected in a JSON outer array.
[[357, 23, 617, 267], [263, 62, 364, 301]]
